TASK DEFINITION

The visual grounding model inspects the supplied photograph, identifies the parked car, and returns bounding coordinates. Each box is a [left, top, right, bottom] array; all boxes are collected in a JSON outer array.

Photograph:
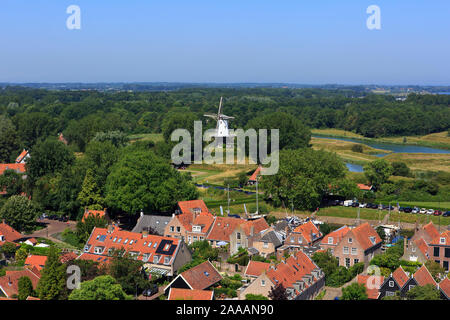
[[443, 211, 450, 217], [427, 209, 434, 215], [411, 208, 419, 214], [48, 215, 58, 220], [343, 200, 353, 207], [433, 210, 442, 216], [142, 284, 159, 297], [404, 207, 412, 213], [352, 202, 360, 208], [359, 203, 366, 208], [366, 203, 375, 209], [420, 208, 427, 214], [399, 207, 405, 212]]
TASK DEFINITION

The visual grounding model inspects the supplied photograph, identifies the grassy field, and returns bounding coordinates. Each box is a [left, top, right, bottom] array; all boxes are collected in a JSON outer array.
[[128, 133, 164, 143], [312, 129, 450, 150], [315, 206, 388, 221], [384, 153, 450, 173]]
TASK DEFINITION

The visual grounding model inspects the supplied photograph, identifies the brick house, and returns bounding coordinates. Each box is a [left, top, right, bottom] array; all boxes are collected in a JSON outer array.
[[428, 230, 450, 272], [402, 237, 429, 263], [238, 250, 325, 300], [333, 222, 382, 268], [320, 225, 351, 255], [247, 228, 283, 258], [229, 218, 269, 255]]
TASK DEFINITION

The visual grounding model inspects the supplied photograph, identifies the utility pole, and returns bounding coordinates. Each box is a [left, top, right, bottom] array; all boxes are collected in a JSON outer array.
[[255, 179, 259, 215], [227, 184, 230, 215]]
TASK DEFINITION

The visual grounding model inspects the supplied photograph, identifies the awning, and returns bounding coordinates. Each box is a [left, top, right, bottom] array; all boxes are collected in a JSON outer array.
[[147, 267, 170, 276], [217, 241, 228, 246]]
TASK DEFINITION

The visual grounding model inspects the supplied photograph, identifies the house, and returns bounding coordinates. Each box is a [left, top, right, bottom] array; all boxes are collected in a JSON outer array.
[[206, 216, 243, 248], [333, 222, 382, 268], [15, 150, 30, 164], [167, 288, 214, 300], [244, 260, 270, 278], [428, 230, 450, 272], [439, 277, 450, 300], [402, 237, 429, 263], [24, 255, 47, 271], [357, 184, 374, 192], [379, 266, 409, 299], [132, 212, 172, 236], [78, 225, 192, 277], [410, 221, 440, 244], [285, 221, 323, 249], [23, 238, 38, 246], [238, 250, 325, 300], [0, 163, 26, 176], [0, 222, 23, 246], [247, 166, 261, 185], [164, 200, 215, 244], [246, 228, 283, 258], [0, 267, 40, 298], [164, 260, 222, 295], [229, 218, 270, 255], [320, 225, 351, 255], [81, 208, 108, 222], [357, 274, 384, 299]]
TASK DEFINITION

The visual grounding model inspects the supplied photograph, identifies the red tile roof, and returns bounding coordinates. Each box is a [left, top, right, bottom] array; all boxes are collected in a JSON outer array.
[[292, 221, 322, 244], [414, 238, 429, 257], [180, 261, 222, 290], [439, 277, 450, 299], [82, 209, 106, 222], [168, 288, 213, 300], [80, 226, 181, 266], [351, 223, 382, 251], [177, 209, 215, 233], [60, 252, 78, 263], [244, 260, 270, 277], [357, 184, 372, 191], [178, 200, 210, 215], [25, 255, 47, 271], [0, 268, 40, 298], [413, 265, 437, 287], [249, 166, 261, 182], [392, 267, 409, 288], [423, 222, 440, 241], [430, 230, 450, 246], [15, 150, 29, 163], [241, 218, 270, 237], [357, 274, 384, 299], [0, 222, 23, 245], [207, 216, 243, 242], [321, 226, 350, 246], [0, 163, 26, 175]]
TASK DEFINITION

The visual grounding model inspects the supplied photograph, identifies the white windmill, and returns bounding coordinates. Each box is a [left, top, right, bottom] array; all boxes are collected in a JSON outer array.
[[204, 97, 235, 146]]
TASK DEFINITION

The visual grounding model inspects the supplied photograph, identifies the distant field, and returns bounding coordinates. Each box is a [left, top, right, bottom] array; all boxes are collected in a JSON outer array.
[[384, 153, 450, 173], [315, 206, 387, 221], [396, 201, 450, 211], [128, 133, 164, 143], [311, 129, 365, 139]]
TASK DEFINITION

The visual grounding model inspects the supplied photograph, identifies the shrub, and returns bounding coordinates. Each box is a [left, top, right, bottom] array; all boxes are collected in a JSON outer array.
[[351, 144, 364, 153]]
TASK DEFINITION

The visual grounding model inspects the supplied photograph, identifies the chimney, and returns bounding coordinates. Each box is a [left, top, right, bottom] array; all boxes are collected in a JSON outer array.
[[140, 209, 144, 217], [85, 207, 88, 214], [142, 230, 148, 238], [250, 225, 254, 237], [107, 224, 114, 234]]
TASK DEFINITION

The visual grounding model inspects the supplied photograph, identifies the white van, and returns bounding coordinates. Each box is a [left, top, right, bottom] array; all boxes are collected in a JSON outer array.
[[343, 200, 353, 207]]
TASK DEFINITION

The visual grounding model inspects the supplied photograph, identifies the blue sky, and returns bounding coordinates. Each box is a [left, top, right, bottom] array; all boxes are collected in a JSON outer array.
[[0, 0, 449, 84]]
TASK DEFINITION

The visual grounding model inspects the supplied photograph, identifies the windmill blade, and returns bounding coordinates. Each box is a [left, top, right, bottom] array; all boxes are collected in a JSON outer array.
[[219, 114, 234, 120], [204, 113, 218, 119], [217, 97, 223, 118]]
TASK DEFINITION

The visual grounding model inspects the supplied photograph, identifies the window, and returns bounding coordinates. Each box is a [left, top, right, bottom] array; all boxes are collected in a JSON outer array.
[[147, 242, 152, 247], [170, 226, 174, 232], [445, 248, 450, 258], [124, 239, 128, 244], [164, 244, 170, 250], [411, 247, 416, 253], [237, 232, 241, 240], [261, 280, 266, 287], [343, 247, 349, 254], [188, 236, 192, 244], [386, 291, 394, 297], [176, 226, 181, 232], [290, 237, 295, 243], [443, 261, 449, 271], [345, 258, 350, 268], [354, 259, 359, 264], [409, 285, 415, 290], [153, 242, 158, 248], [440, 237, 446, 244], [113, 237, 117, 242], [94, 246, 104, 254], [129, 240, 134, 245], [153, 255, 160, 263], [193, 225, 201, 233], [164, 256, 171, 264], [200, 236, 204, 240], [193, 236, 198, 241], [434, 247, 440, 257], [117, 238, 122, 243], [328, 237, 333, 245], [389, 281, 394, 288], [298, 238, 303, 244], [263, 242, 269, 249], [351, 248, 357, 255], [84, 245, 91, 252], [348, 238, 353, 244]]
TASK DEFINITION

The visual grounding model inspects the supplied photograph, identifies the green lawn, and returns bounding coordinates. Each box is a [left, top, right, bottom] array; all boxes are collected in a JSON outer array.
[[315, 206, 387, 221]]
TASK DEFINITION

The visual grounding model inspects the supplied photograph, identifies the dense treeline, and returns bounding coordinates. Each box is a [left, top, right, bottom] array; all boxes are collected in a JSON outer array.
[[0, 87, 448, 155]]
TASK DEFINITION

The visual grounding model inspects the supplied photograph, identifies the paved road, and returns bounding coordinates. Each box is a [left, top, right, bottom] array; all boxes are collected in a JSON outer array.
[[27, 218, 76, 243]]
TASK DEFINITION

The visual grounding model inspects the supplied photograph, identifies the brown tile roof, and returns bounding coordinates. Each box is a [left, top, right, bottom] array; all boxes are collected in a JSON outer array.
[[0, 268, 40, 298], [430, 230, 450, 246], [0, 163, 26, 175], [244, 261, 270, 277], [292, 221, 322, 244], [82, 209, 106, 222], [439, 277, 450, 299], [413, 265, 437, 287], [180, 261, 222, 290], [392, 266, 409, 288], [414, 238, 429, 257], [249, 166, 261, 182], [15, 150, 29, 163], [0, 222, 23, 245], [357, 184, 372, 191], [178, 200, 210, 215], [206, 216, 242, 242], [24, 255, 47, 271], [168, 288, 213, 300], [241, 218, 269, 237], [357, 274, 384, 299], [321, 226, 350, 246], [351, 223, 382, 251], [423, 222, 440, 240]]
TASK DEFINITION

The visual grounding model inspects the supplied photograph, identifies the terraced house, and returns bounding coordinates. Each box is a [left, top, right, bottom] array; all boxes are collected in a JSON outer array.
[[79, 225, 192, 277], [429, 230, 450, 272]]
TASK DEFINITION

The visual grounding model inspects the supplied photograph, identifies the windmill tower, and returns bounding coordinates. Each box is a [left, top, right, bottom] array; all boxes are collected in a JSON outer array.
[[204, 97, 235, 146]]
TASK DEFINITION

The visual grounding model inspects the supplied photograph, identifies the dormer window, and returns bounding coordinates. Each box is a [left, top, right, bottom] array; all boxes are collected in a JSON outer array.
[[153, 255, 160, 264], [84, 244, 91, 252], [193, 208, 201, 214], [192, 225, 202, 233], [124, 239, 128, 244], [348, 238, 353, 243], [153, 242, 158, 248], [143, 253, 151, 262], [440, 237, 446, 244], [164, 256, 171, 264], [370, 236, 376, 244], [94, 246, 104, 254], [148, 242, 152, 247], [328, 237, 333, 245]]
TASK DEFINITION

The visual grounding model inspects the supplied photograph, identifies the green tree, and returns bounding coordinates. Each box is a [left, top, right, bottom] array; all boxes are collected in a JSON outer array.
[[262, 149, 345, 210], [406, 284, 441, 300], [161, 111, 198, 143], [18, 276, 34, 300], [341, 283, 368, 300], [363, 159, 393, 188], [1, 242, 18, 259], [0, 170, 25, 197], [77, 169, 105, 210], [75, 215, 108, 245], [36, 246, 68, 300], [26, 138, 75, 183], [425, 260, 445, 283], [0, 195, 39, 232], [69, 275, 132, 300], [268, 283, 288, 300], [245, 294, 269, 300], [330, 179, 360, 199], [392, 162, 411, 177], [351, 144, 363, 153], [15, 246, 29, 262], [0, 115, 20, 163], [105, 150, 198, 214]]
